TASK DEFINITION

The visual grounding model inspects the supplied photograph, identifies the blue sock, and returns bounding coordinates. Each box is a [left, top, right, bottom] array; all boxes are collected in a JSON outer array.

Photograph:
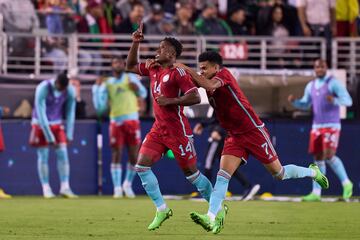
[[37, 147, 50, 185], [111, 163, 122, 188], [124, 163, 136, 185], [312, 160, 326, 195], [208, 169, 231, 216], [186, 170, 213, 202], [281, 164, 315, 180], [135, 165, 165, 209], [327, 156, 350, 185], [55, 146, 70, 189]]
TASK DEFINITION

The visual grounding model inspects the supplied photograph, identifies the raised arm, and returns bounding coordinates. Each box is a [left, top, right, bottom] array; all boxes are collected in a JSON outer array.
[[126, 22, 144, 74]]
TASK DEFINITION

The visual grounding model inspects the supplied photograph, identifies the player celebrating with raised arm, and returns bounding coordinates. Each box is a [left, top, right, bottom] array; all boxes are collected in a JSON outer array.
[[29, 73, 77, 198], [92, 56, 147, 198], [289, 59, 353, 202], [175, 51, 329, 234], [126, 23, 213, 231]]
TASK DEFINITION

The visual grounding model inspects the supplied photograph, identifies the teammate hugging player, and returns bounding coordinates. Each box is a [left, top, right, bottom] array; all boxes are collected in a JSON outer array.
[[175, 51, 329, 234], [126, 23, 213, 230]]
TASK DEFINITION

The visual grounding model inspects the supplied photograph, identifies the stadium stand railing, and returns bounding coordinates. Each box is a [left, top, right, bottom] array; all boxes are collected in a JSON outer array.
[[0, 31, 358, 80]]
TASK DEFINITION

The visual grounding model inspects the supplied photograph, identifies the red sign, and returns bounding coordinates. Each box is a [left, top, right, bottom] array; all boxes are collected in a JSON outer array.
[[220, 42, 248, 60]]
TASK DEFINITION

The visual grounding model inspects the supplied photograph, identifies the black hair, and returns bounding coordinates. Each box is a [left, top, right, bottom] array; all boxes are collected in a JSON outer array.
[[111, 55, 124, 62], [198, 51, 223, 66], [131, 1, 143, 10], [56, 72, 69, 88], [162, 37, 183, 58]]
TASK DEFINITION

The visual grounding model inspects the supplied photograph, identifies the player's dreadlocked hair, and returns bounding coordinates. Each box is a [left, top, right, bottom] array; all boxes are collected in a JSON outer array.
[[163, 37, 183, 58], [198, 51, 223, 66]]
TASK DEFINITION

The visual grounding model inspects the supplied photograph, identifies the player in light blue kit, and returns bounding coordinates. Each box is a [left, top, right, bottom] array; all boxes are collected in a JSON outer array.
[[289, 59, 353, 201], [29, 73, 77, 198]]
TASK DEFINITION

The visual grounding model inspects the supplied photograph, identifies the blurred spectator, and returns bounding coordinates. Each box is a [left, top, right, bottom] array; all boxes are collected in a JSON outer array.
[[144, 3, 164, 35], [297, 0, 336, 39], [115, 0, 151, 22], [256, 0, 299, 36], [336, 0, 359, 37], [174, 2, 195, 35], [159, 15, 176, 36], [227, 5, 250, 36], [194, 3, 232, 36], [43, 0, 73, 34], [42, 37, 68, 74], [77, 1, 106, 75], [0, 0, 39, 32], [114, 1, 145, 34], [103, 0, 122, 33], [70, 78, 87, 118]]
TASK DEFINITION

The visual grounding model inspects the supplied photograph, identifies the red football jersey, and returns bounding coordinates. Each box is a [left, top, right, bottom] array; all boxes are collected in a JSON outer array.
[[138, 63, 197, 136], [208, 68, 263, 135]]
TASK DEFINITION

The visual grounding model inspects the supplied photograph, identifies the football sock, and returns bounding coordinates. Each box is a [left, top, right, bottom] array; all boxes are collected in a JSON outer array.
[[55, 146, 70, 191], [136, 165, 166, 210], [208, 169, 231, 216], [111, 163, 122, 188], [37, 147, 50, 186], [186, 170, 213, 202], [327, 156, 351, 186], [280, 164, 316, 180], [123, 163, 136, 186]]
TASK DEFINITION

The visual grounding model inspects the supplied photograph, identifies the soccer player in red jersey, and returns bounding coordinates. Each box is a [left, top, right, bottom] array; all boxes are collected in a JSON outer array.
[[125, 23, 213, 230], [175, 51, 329, 234]]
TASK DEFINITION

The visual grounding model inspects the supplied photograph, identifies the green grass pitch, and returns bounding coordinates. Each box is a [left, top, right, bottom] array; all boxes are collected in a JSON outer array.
[[0, 196, 359, 240]]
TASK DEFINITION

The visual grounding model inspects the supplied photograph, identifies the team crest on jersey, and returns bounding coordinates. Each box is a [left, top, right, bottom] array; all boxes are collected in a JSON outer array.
[[163, 74, 170, 82]]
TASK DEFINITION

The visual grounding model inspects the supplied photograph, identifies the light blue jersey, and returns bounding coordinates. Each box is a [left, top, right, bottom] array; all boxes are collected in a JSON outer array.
[[32, 79, 76, 142], [292, 74, 352, 129]]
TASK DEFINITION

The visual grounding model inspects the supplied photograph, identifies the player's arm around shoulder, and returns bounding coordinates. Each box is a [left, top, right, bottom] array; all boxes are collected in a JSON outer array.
[[174, 62, 222, 92], [329, 78, 353, 107]]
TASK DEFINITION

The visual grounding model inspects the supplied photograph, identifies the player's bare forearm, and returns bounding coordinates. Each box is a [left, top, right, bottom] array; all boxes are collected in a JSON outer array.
[[126, 42, 140, 73]]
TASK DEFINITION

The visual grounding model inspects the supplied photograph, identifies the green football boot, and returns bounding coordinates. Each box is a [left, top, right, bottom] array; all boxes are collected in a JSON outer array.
[[343, 182, 353, 201], [302, 193, 321, 202], [147, 208, 173, 231], [190, 212, 213, 232], [309, 164, 329, 189], [212, 204, 229, 234]]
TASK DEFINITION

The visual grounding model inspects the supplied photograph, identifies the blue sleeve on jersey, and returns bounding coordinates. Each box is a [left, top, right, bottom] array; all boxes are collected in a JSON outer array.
[[35, 83, 55, 143], [92, 83, 108, 116], [292, 82, 312, 110], [329, 79, 353, 107], [128, 73, 147, 99], [0, 107, 3, 119], [65, 86, 76, 141]]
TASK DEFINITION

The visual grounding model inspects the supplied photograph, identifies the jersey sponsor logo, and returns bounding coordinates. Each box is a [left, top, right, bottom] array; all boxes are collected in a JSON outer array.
[[163, 74, 170, 82]]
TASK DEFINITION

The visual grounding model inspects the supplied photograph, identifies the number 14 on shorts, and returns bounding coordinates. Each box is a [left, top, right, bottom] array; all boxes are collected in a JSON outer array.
[[179, 141, 193, 156]]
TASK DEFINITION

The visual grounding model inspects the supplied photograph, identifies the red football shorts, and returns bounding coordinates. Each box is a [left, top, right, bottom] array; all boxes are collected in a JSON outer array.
[[222, 127, 278, 164], [29, 124, 67, 147], [109, 120, 141, 148], [139, 128, 197, 169], [309, 128, 340, 155]]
